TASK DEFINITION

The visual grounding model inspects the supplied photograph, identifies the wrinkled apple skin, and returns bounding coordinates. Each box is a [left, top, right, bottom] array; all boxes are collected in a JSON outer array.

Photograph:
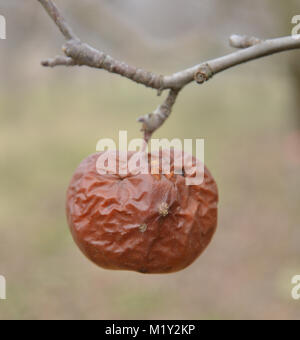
[[66, 151, 218, 274]]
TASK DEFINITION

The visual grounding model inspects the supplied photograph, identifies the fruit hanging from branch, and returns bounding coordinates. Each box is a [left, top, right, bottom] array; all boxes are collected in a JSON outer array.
[[37, 0, 300, 272], [66, 151, 218, 273]]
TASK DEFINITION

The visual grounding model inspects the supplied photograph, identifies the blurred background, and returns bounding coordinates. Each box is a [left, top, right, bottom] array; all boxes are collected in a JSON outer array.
[[0, 0, 299, 320]]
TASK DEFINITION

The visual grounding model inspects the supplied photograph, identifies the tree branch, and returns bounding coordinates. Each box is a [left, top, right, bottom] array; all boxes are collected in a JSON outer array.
[[229, 34, 263, 48], [38, 0, 300, 140], [62, 40, 165, 90], [138, 89, 180, 142], [38, 0, 78, 40], [41, 55, 76, 67]]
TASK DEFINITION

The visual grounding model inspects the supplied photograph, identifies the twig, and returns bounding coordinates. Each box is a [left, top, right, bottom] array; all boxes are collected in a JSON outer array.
[[38, 0, 300, 140], [138, 89, 180, 142], [61, 40, 164, 90], [38, 0, 78, 40], [41, 55, 76, 67]]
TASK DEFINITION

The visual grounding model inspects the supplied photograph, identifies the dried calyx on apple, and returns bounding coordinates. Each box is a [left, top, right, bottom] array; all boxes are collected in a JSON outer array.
[[66, 150, 218, 274]]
